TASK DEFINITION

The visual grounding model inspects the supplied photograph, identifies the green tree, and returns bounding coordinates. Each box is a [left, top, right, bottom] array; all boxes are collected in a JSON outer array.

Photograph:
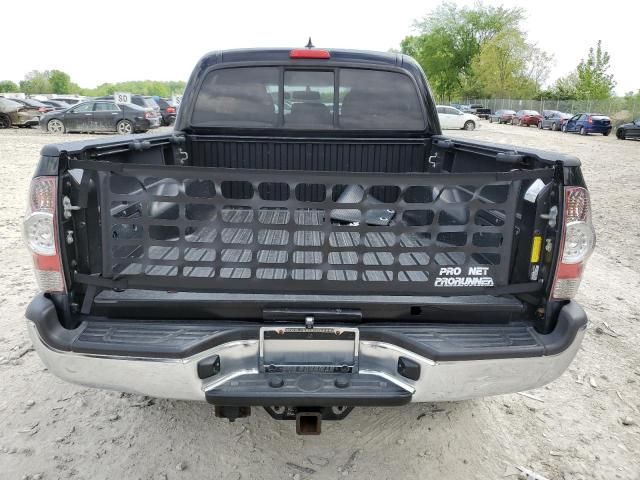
[[16, 69, 82, 94], [574, 41, 616, 100], [550, 73, 579, 100], [20, 70, 52, 93], [472, 29, 527, 97], [400, 3, 525, 100], [49, 70, 72, 94], [0, 80, 19, 92], [471, 29, 547, 99], [81, 80, 186, 98], [621, 90, 640, 119], [524, 47, 554, 92], [401, 33, 462, 101]]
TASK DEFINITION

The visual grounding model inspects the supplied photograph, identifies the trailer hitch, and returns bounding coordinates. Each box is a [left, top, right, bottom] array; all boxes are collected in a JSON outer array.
[[264, 406, 354, 435]]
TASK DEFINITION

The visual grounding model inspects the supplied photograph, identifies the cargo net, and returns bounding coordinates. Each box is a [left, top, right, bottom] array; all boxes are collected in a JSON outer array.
[[94, 164, 537, 295]]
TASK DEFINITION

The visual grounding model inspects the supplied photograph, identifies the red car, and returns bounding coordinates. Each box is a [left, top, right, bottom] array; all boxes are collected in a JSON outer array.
[[512, 110, 542, 127], [489, 109, 516, 124]]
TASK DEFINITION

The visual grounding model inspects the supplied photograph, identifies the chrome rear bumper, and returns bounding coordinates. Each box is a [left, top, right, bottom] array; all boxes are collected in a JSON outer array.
[[27, 314, 585, 404]]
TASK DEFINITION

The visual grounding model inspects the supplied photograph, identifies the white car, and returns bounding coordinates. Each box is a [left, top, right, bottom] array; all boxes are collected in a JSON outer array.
[[436, 105, 480, 130]]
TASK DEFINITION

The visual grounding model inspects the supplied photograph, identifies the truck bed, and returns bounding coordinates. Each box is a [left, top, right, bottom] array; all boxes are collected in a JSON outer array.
[[130, 206, 486, 278]]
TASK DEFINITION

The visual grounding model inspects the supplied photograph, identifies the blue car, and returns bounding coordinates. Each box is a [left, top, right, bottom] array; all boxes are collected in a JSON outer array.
[[563, 113, 612, 136]]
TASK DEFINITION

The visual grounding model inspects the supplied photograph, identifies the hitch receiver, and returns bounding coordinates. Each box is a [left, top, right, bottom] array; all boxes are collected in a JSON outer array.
[[296, 411, 322, 435]]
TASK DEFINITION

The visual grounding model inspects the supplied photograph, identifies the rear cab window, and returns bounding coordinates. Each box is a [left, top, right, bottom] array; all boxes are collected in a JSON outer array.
[[191, 66, 426, 131], [285, 70, 334, 128]]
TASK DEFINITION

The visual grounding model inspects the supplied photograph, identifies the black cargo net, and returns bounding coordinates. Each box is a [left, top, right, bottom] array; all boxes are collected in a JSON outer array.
[[78, 162, 553, 295]]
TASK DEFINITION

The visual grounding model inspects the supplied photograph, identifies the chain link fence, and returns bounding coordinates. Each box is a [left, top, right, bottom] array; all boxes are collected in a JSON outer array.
[[452, 98, 639, 127]]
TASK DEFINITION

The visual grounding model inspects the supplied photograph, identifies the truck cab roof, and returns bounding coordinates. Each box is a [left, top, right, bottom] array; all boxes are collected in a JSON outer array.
[[198, 47, 404, 67]]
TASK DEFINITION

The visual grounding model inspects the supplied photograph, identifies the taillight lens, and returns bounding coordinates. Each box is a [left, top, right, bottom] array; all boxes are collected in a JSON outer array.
[[166, 106, 176, 114], [144, 111, 152, 119], [587, 116, 593, 124], [23, 176, 65, 293], [551, 187, 595, 299]]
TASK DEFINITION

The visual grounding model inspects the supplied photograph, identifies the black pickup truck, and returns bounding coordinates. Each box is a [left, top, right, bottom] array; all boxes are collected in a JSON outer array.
[[24, 47, 594, 435], [469, 104, 492, 119]]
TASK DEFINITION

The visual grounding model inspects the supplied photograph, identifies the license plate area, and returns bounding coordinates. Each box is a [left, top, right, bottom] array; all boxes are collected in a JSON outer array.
[[259, 327, 359, 374]]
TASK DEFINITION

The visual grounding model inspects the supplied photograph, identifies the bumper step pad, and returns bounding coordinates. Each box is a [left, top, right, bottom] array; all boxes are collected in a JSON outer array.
[[70, 319, 543, 360], [28, 296, 586, 363], [205, 372, 412, 407]]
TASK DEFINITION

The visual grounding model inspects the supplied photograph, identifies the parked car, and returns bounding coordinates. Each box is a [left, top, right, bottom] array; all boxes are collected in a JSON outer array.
[[39, 100, 160, 134], [437, 105, 480, 130], [488, 109, 516, 124], [39, 99, 73, 111], [512, 110, 543, 127], [539, 111, 572, 131], [142, 96, 162, 115], [616, 119, 640, 140], [24, 47, 593, 435], [5, 97, 54, 114], [156, 97, 177, 125], [469, 104, 491, 119], [96, 95, 161, 116], [51, 96, 83, 105], [563, 113, 611, 136], [0, 97, 41, 128]]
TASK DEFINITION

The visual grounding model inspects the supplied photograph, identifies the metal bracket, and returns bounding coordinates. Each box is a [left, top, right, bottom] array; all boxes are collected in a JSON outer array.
[[540, 205, 558, 228], [62, 196, 81, 219], [305, 315, 314, 329], [178, 148, 189, 164]]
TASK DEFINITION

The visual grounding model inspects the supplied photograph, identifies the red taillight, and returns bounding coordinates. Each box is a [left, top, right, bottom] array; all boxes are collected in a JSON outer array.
[[289, 49, 330, 59], [167, 106, 176, 114], [23, 176, 65, 293], [144, 111, 152, 119], [587, 116, 593, 124], [551, 187, 595, 300]]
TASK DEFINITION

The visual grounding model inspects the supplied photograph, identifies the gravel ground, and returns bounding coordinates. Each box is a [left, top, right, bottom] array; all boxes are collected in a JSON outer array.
[[0, 123, 639, 480]]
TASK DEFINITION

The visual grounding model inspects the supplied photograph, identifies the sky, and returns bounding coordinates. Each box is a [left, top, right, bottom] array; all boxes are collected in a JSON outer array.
[[1, 0, 637, 95]]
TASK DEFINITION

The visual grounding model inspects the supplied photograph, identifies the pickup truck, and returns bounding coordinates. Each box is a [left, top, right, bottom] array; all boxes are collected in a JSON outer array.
[[469, 104, 492, 119], [23, 47, 594, 435]]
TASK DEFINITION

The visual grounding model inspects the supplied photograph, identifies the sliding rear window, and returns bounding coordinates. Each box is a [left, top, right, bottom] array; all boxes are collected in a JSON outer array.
[[191, 66, 425, 130]]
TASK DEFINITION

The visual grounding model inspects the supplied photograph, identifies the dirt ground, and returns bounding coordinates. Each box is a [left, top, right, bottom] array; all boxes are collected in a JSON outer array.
[[0, 123, 639, 480]]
